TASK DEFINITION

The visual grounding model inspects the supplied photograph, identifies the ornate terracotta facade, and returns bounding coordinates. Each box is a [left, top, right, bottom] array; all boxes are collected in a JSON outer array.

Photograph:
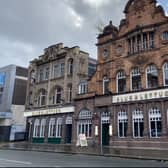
[[74, 0, 168, 148]]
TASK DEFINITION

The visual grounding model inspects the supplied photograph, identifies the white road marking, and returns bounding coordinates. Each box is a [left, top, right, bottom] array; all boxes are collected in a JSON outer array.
[[0, 158, 32, 165]]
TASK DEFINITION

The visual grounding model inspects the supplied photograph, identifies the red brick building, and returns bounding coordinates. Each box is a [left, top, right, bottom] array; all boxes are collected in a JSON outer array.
[[73, 0, 168, 148]]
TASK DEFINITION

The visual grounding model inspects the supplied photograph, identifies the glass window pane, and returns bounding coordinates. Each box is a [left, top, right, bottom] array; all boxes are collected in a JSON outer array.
[[151, 121, 156, 137], [132, 76, 141, 91], [134, 122, 139, 137], [140, 122, 144, 137], [124, 122, 127, 137], [119, 123, 123, 137]]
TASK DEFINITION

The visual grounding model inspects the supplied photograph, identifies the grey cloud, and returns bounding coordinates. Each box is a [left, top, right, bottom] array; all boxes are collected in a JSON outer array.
[[0, 0, 166, 67]]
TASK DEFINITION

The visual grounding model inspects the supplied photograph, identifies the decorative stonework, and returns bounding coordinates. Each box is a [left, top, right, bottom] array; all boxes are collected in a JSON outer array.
[[129, 55, 149, 66]]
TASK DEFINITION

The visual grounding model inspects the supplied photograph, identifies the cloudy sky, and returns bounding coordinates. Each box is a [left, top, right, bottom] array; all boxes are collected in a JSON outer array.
[[0, 0, 167, 68]]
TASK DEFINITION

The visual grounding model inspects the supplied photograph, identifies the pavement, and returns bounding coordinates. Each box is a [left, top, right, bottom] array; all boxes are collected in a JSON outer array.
[[1, 149, 168, 167], [0, 141, 168, 162]]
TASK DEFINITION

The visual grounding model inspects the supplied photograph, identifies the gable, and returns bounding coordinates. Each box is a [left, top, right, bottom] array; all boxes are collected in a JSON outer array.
[[119, 0, 168, 36]]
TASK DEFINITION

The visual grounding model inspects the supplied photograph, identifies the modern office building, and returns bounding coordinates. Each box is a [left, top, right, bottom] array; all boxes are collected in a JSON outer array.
[[0, 65, 28, 142], [24, 43, 97, 144], [73, 0, 168, 148]]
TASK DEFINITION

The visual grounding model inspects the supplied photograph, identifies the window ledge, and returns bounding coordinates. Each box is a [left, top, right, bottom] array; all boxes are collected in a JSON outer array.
[[162, 40, 168, 44], [33, 106, 47, 110], [50, 76, 64, 81], [67, 74, 73, 77], [126, 48, 159, 57], [36, 80, 48, 84]]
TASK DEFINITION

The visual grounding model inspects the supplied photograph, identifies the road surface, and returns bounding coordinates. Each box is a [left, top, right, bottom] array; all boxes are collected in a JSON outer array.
[[0, 150, 167, 167]]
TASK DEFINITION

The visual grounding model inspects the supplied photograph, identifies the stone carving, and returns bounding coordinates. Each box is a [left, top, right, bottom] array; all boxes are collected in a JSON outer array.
[[134, 0, 145, 12], [115, 59, 124, 69], [129, 55, 149, 66]]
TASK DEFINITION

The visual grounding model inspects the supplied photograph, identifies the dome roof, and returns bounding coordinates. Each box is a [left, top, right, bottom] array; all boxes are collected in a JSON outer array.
[[103, 21, 118, 35]]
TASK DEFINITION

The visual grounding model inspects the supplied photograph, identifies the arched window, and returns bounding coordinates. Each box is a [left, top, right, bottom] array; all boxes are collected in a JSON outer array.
[[149, 108, 161, 138], [117, 70, 126, 93], [68, 59, 73, 75], [40, 119, 46, 137], [146, 65, 158, 89], [103, 76, 109, 94], [56, 118, 63, 138], [131, 68, 141, 91], [66, 116, 72, 125], [67, 84, 72, 103], [78, 81, 88, 95], [48, 118, 56, 137], [132, 109, 144, 138], [77, 110, 92, 138], [33, 119, 40, 137], [118, 111, 128, 138], [163, 62, 168, 86], [53, 87, 63, 104], [162, 31, 168, 41], [37, 89, 47, 107]]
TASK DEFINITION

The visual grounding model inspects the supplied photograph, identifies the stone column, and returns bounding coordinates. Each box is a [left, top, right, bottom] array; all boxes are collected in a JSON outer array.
[[113, 105, 118, 140], [126, 75, 130, 92], [61, 115, 66, 144], [71, 114, 77, 145], [109, 106, 114, 145], [92, 109, 100, 146], [143, 103, 149, 139], [29, 118, 34, 142], [44, 117, 49, 143], [158, 68, 164, 87], [130, 38, 133, 54], [147, 32, 150, 50], [127, 104, 132, 139], [134, 35, 137, 53], [46, 62, 52, 106], [161, 101, 167, 138], [141, 33, 143, 51], [141, 71, 146, 90]]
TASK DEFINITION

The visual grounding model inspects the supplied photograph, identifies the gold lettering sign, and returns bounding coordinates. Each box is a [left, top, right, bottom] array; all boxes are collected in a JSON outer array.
[[140, 94, 143, 100], [165, 91, 168, 97], [159, 92, 163, 97], [149, 93, 152, 98], [154, 92, 157, 97], [113, 89, 168, 104], [145, 94, 148, 99]]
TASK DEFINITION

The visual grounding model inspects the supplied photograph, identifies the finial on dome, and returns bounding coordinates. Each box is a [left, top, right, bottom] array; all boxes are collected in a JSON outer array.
[[109, 20, 112, 25]]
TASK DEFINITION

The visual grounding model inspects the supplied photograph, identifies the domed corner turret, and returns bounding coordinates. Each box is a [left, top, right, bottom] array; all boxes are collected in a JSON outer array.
[[102, 20, 118, 37]]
